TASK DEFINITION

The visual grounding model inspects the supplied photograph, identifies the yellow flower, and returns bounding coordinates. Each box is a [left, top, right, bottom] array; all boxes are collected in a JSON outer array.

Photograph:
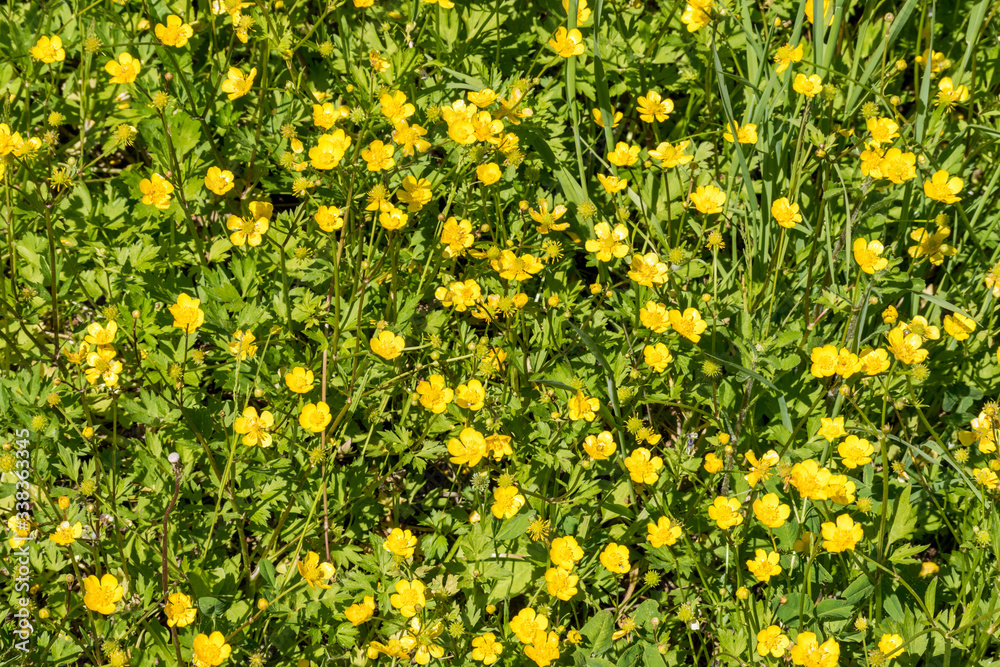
[[866, 116, 900, 146], [549, 535, 584, 568], [562, 0, 591, 23], [384, 528, 417, 558], [756, 625, 790, 658], [389, 578, 427, 617], [313, 102, 349, 128], [361, 139, 395, 172], [880, 148, 917, 184], [817, 416, 846, 442], [85, 321, 117, 346], [227, 205, 270, 247], [345, 596, 376, 626], [793, 73, 823, 96], [524, 631, 561, 666], [155, 15, 194, 47], [485, 434, 513, 461], [49, 521, 83, 545], [582, 431, 616, 460], [790, 632, 839, 667], [471, 633, 504, 664], [544, 566, 578, 601], [643, 343, 674, 373], [491, 250, 544, 281], [820, 514, 863, 553], [879, 633, 904, 660], [789, 459, 831, 499], [380, 90, 415, 123], [548, 26, 585, 58], [773, 42, 803, 73], [853, 238, 889, 273], [723, 121, 757, 144], [164, 592, 198, 628], [204, 166, 235, 195], [510, 608, 548, 643], [681, 0, 712, 32], [858, 347, 890, 375], [220, 66, 256, 100], [105, 53, 141, 84], [299, 402, 332, 433], [771, 197, 801, 228], [233, 406, 273, 447], [139, 173, 174, 209], [396, 175, 432, 212], [882, 305, 898, 324], [30, 36, 66, 63], [592, 108, 623, 128], [924, 170, 963, 203], [974, 467, 999, 489], [567, 391, 599, 421], [668, 308, 708, 343], [607, 142, 640, 167], [637, 90, 674, 123], [859, 142, 885, 179], [448, 427, 487, 467], [886, 324, 928, 365], [192, 631, 232, 667], [83, 574, 124, 615], [704, 452, 723, 473], [309, 130, 352, 169], [440, 217, 474, 257], [445, 379, 482, 412], [690, 184, 726, 214], [804, 0, 834, 25], [936, 76, 969, 109], [371, 331, 405, 360], [468, 88, 498, 108], [379, 206, 409, 231], [745, 450, 779, 487], [838, 435, 874, 468], [943, 313, 976, 341], [528, 197, 569, 234], [477, 163, 502, 185], [628, 252, 669, 287], [169, 293, 205, 333], [640, 303, 669, 335], [647, 517, 682, 548], [708, 496, 743, 529], [597, 173, 628, 194], [435, 279, 481, 311], [416, 374, 454, 413], [600, 542, 631, 574], [624, 447, 663, 484], [746, 549, 782, 583], [297, 551, 335, 590], [648, 140, 693, 168], [753, 493, 790, 529], [492, 485, 526, 519], [315, 205, 344, 232], [585, 222, 630, 261], [908, 225, 956, 265]]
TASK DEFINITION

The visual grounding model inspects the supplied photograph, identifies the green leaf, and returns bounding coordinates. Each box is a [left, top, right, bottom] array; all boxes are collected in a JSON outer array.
[[495, 512, 532, 542], [888, 543, 926, 565], [259, 558, 276, 589], [198, 596, 226, 617], [887, 484, 917, 547], [581, 609, 615, 656]]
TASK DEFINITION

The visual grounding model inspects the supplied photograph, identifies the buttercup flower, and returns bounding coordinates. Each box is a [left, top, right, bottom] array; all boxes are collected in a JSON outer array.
[[838, 435, 874, 468], [637, 90, 674, 122], [771, 197, 802, 228], [586, 222, 630, 261], [790, 632, 839, 667], [510, 608, 548, 643], [221, 66, 256, 100], [169, 293, 205, 333], [448, 427, 487, 467], [708, 496, 743, 529], [297, 551, 335, 589], [204, 166, 235, 195], [549, 535, 584, 569], [105, 53, 141, 84], [165, 592, 197, 628], [793, 73, 823, 96], [192, 632, 232, 667], [416, 374, 454, 413], [757, 625, 790, 658], [371, 331, 405, 359], [139, 173, 174, 209], [944, 313, 976, 341], [668, 308, 708, 343], [820, 514, 864, 552], [600, 542, 631, 573], [549, 27, 585, 58], [773, 42, 803, 72], [345, 596, 376, 626], [492, 485, 525, 519], [853, 238, 889, 273], [384, 528, 418, 558], [299, 402, 332, 433], [567, 391, 599, 421], [50, 521, 83, 545], [582, 431, 616, 460], [624, 447, 663, 484], [83, 574, 124, 615], [690, 184, 726, 214], [155, 15, 194, 47], [753, 493, 791, 528], [647, 517, 682, 548], [471, 633, 503, 664], [30, 36, 66, 63], [746, 549, 782, 583], [723, 121, 757, 144]]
